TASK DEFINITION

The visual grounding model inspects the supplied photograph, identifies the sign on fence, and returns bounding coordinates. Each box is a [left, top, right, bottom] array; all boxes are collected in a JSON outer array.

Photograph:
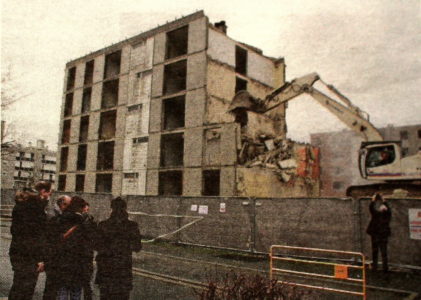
[[408, 208, 421, 240]]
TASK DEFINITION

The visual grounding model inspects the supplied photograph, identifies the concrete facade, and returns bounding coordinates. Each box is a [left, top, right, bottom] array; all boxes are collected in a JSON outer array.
[[57, 11, 319, 197], [1, 140, 56, 189], [311, 124, 421, 197]]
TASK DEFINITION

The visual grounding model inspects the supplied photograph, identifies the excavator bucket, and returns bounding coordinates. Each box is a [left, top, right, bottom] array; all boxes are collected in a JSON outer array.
[[228, 90, 265, 113]]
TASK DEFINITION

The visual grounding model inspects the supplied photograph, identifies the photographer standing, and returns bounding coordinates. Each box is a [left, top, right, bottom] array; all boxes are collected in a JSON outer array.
[[366, 193, 392, 273]]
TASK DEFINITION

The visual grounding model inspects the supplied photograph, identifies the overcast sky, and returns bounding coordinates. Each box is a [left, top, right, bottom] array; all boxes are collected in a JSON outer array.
[[2, 0, 420, 149]]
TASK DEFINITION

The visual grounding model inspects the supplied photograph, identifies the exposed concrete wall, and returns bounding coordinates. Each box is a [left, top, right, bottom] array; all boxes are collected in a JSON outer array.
[[187, 17, 208, 54], [208, 28, 235, 67], [69, 117, 80, 143], [118, 74, 129, 105], [91, 84, 102, 111], [247, 51, 275, 87], [93, 55, 105, 84], [130, 37, 154, 71], [183, 168, 202, 196], [184, 128, 203, 167], [74, 62, 85, 89], [73, 89, 83, 115], [187, 52, 207, 90], [153, 32, 166, 66], [185, 88, 206, 128]]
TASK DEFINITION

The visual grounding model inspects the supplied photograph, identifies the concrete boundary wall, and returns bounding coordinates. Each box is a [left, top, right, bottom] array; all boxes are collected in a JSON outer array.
[[1, 189, 420, 267]]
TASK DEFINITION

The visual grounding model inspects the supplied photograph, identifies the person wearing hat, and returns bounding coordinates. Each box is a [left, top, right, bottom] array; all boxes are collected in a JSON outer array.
[[9, 181, 52, 300], [95, 197, 142, 300], [366, 193, 392, 272]]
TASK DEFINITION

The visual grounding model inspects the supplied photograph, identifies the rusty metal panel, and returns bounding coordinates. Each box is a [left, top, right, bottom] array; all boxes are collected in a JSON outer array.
[[188, 17, 207, 54], [153, 32, 166, 65], [184, 128, 203, 167], [185, 88, 205, 128]]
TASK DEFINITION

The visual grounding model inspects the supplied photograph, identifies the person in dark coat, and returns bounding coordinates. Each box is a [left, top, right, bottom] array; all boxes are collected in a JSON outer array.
[[366, 193, 392, 272], [9, 181, 52, 300], [95, 197, 142, 300], [54, 196, 97, 300], [81, 202, 96, 300], [43, 195, 72, 300]]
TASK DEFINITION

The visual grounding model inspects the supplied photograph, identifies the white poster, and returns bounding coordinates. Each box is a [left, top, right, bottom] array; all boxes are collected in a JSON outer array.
[[220, 203, 226, 213], [408, 208, 421, 240], [198, 205, 208, 215], [190, 204, 198, 212]]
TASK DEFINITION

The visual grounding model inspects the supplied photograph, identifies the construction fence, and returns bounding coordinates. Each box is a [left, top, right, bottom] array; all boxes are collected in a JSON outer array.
[[1, 189, 420, 268]]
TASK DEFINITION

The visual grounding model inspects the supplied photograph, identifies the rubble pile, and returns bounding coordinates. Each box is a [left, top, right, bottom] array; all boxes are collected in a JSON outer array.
[[238, 135, 318, 183]]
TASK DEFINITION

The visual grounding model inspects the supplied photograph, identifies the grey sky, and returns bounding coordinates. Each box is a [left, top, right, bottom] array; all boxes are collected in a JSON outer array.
[[2, 0, 420, 149]]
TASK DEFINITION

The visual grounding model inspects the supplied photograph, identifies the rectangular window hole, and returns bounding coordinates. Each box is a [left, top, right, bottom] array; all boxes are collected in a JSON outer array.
[[60, 147, 69, 172], [235, 46, 247, 75], [84, 60, 94, 85], [79, 116, 89, 142], [82, 88, 92, 113], [97, 141, 114, 170], [96, 173, 113, 193], [66, 67, 76, 91], [166, 26, 188, 59], [160, 133, 184, 167], [77, 144, 87, 171], [58, 175, 67, 191], [163, 96, 185, 130], [203, 170, 220, 196], [61, 120, 71, 144], [163, 60, 187, 95], [75, 174, 85, 192], [235, 77, 248, 93], [64, 93, 73, 117], [99, 110, 116, 140], [104, 50, 121, 79], [159, 171, 182, 195], [101, 79, 119, 109]]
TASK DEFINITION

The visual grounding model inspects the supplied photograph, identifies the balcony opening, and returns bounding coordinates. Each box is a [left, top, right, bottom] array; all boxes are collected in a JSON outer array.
[[166, 26, 188, 59], [66, 67, 76, 91], [235, 77, 248, 94], [163, 60, 187, 95], [58, 175, 66, 191], [97, 141, 114, 170], [163, 96, 185, 130], [104, 50, 121, 79], [96, 173, 113, 193], [101, 79, 119, 109], [61, 120, 71, 144], [99, 110, 116, 140], [235, 46, 247, 75], [160, 133, 183, 167], [64, 93, 73, 117], [202, 169, 220, 196], [77, 144, 87, 171], [75, 174, 85, 192], [159, 171, 182, 195], [82, 88, 91, 113], [79, 116, 89, 143], [84, 60, 94, 85], [60, 147, 69, 172]]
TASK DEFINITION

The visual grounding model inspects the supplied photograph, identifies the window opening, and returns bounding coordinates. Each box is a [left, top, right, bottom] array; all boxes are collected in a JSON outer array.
[[75, 174, 85, 192], [64, 93, 73, 117], [160, 133, 184, 167], [97, 141, 114, 170], [163, 96, 185, 130], [166, 26, 188, 59], [365, 145, 396, 168], [202, 170, 220, 196], [96, 173, 113, 193], [77, 144, 87, 171], [235, 46, 247, 75], [66, 67, 76, 91], [58, 175, 66, 191], [99, 110, 116, 140], [235, 77, 247, 94], [159, 171, 182, 195], [400, 130, 409, 140], [61, 120, 71, 144], [82, 88, 92, 113], [101, 79, 119, 108], [79, 116, 89, 142], [84, 60, 94, 85], [104, 50, 121, 79], [60, 147, 69, 172], [163, 60, 187, 95]]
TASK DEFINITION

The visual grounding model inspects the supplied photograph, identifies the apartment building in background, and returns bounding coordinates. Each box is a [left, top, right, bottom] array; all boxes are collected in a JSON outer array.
[[1, 139, 57, 189], [57, 11, 320, 197], [310, 124, 421, 197]]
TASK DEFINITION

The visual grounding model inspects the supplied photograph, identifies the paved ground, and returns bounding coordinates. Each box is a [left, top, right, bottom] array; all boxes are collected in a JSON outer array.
[[1, 234, 420, 299]]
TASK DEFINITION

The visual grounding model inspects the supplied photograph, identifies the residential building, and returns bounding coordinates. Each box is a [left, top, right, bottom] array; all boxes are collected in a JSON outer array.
[[1, 139, 57, 189], [310, 124, 421, 197], [57, 11, 319, 197]]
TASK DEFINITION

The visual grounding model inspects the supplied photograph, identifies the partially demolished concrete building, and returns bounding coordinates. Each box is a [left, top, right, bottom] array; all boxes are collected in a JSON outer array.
[[57, 11, 320, 197]]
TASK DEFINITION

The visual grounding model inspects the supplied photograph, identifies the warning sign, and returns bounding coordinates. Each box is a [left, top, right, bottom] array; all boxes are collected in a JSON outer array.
[[409, 208, 421, 240], [334, 265, 348, 279]]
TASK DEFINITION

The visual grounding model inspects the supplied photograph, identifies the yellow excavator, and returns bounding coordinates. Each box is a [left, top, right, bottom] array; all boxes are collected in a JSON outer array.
[[230, 73, 421, 197]]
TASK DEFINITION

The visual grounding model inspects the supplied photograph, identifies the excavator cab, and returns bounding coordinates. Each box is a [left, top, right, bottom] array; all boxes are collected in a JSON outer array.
[[359, 142, 401, 180]]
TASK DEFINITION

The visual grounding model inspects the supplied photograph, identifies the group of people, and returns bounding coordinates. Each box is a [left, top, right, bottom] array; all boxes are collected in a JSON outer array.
[[8, 181, 142, 300]]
